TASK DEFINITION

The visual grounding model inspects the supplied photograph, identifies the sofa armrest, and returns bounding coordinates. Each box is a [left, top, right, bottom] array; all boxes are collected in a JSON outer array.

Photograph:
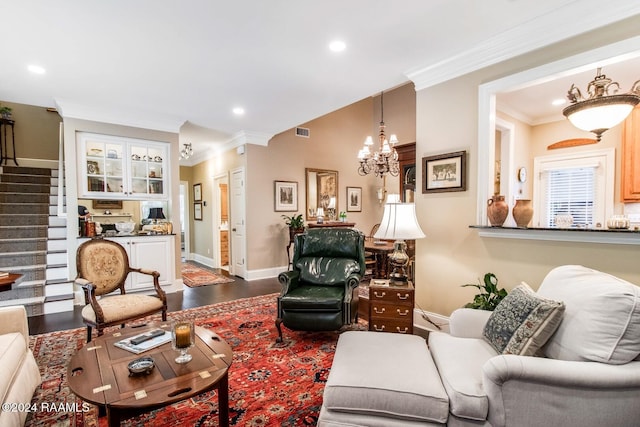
[[0, 306, 30, 350], [484, 355, 640, 427], [449, 308, 492, 338]]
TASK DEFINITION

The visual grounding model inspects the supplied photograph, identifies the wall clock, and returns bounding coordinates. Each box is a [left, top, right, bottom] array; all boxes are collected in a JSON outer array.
[[517, 167, 527, 183]]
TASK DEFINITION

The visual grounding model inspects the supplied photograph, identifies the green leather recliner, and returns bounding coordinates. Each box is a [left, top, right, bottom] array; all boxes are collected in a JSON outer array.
[[276, 227, 366, 342]]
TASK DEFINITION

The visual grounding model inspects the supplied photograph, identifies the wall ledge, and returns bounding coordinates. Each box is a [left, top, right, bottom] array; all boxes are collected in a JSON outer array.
[[470, 225, 640, 245]]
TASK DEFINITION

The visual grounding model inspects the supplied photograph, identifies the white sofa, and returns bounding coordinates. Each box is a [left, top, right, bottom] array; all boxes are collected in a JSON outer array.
[[319, 265, 640, 426], [0, 306, 42, 427]]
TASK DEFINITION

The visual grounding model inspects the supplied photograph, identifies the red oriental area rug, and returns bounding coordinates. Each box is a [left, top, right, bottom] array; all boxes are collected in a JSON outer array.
[[27, 294, 367, 426], [181, 262, 234, 287]]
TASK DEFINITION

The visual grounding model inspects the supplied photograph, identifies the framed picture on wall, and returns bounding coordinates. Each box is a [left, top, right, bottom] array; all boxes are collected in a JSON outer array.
[[422, 151, 467, 193], [194, 202, 203, 220], [193, 183, 202, 202], [92, 199, 123, 210], [274, 181, 298, 211], [346, 187, 362, 212]]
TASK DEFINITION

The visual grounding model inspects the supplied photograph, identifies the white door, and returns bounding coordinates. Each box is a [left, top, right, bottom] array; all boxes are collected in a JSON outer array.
[[230, 168, 246, 278]]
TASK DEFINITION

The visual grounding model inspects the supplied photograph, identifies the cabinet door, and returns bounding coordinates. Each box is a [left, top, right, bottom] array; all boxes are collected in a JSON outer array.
[[622, 106, 640, 202], [79, 135, 127, 197], [127, 237, 174, 290], [129, 141, 167, 198]]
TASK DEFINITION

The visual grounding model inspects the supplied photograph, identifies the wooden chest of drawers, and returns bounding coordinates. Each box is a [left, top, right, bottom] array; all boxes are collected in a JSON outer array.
[[368, 281, 414, 334]]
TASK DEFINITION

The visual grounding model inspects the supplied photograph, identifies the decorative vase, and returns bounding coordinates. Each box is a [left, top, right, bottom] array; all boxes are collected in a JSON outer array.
[[512, 199, 533, 228], [487, 195, 508, 227]]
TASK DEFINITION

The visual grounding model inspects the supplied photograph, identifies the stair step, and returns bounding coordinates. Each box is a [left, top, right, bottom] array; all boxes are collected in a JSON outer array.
[[0, 203, 49, 215], [0, 225, 48, 239], [0, 282, 45, 302], [44, 298, 73, 315], [45, 281, 73, 298], [46, 252, 67, 265], [47, 239, 68, 252], [0, 174, 51, 185], [46, 265, 68, 281], [0, 183, 50, 194], [1, 166, 53, 177], [0, 297, 45, 316], [0, 266, 46, 282], [0, 193, 49, 203], [0, 215, 49, 227], [0, 238, 48, 253], [0, 252, 46, 267]]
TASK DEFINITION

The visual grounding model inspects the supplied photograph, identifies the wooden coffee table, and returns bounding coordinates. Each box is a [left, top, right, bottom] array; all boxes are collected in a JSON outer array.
[[67, 324, 232, 427]]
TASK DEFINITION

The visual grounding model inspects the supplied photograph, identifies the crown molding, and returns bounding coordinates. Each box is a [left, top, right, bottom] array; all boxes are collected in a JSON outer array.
[[407, 2, 640, 91], [54, 98, 185, 133], [179, 130, 273, 166]]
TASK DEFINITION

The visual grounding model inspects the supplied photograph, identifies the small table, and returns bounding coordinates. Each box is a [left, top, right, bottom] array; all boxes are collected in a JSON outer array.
[[67, 324, 232, 427], [0, 273, 22, 292], [364, 240, 394, 278], [0, 118, 17, 166]]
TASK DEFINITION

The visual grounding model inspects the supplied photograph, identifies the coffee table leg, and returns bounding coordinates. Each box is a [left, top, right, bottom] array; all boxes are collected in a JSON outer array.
[[106, 407, 121, 427], [218, 372, 230, 427]]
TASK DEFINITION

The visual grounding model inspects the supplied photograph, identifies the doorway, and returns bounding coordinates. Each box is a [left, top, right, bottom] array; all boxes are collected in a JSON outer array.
[[179, 181, 191, 260], [213, 174, 230, 270]]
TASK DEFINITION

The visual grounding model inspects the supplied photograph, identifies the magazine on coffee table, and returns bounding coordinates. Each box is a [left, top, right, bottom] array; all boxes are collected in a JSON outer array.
[[114, 329, 172, 354]]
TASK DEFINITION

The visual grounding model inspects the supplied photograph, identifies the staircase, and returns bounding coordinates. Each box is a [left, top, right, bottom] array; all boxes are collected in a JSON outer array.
[[0, 166, 74, 315]]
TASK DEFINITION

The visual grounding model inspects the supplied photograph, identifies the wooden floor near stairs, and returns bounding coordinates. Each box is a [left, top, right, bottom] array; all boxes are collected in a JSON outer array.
[[28, 264, 281, 335]]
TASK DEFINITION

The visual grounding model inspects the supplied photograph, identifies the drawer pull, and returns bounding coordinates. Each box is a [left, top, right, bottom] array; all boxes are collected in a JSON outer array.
[[373, 325, 386, 332], [396, 327, 409, 334], [373, 291, 386, 298], [397, 293, 410, 300], [397, 309, 409, 316], [373, 307, 386, 314]]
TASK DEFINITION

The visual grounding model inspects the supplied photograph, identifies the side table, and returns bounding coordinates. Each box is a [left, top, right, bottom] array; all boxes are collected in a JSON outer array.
[[368, 280, 414, 334], [0, 118, 18, 166]]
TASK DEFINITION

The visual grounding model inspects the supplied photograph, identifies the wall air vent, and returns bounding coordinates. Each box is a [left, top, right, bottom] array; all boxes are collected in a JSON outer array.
[[295, 127, 310, 138]]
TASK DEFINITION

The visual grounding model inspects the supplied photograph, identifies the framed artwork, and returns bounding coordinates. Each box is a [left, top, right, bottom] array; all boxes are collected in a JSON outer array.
[[422, 150, 467, 193], [274, 181, 298, 211], [194, 202, 203, 220], [193, 183, 202, 202], [346, 187, 362, 212], [92, 199, 123, 209]]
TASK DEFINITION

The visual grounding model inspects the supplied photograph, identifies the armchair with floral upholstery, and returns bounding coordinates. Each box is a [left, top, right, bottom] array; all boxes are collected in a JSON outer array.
[[76, 238, 168, 342]]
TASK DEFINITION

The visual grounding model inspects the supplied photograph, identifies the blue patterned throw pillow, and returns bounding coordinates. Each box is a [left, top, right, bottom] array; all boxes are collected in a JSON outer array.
[[483, 283, 565, 356]]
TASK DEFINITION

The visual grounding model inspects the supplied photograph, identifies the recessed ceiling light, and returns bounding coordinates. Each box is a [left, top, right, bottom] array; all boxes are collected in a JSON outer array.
[[552, 98, 566, 106], [27, 65, 46, 74], [329, 40, 346, 52], [233, 107, 245, 116]]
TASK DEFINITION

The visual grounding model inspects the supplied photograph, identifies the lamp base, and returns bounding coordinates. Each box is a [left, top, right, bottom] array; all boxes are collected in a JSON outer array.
[[388, 240, 410, 283]]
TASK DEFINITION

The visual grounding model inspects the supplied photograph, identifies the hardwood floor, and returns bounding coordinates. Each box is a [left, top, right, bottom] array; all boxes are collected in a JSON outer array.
[[28, 266, 281, 335]]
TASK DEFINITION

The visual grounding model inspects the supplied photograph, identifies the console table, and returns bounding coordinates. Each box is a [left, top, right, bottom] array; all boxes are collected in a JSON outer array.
[[0, 118, 17, 166], [368, 280, 414, 334]]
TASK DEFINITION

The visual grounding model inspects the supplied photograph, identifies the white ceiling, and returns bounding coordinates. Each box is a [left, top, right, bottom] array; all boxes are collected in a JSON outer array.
[[1, 1, 639, 160]]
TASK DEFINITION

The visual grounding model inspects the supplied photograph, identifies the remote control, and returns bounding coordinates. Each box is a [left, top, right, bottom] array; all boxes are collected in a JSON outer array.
[[130, 329, 166, 345]]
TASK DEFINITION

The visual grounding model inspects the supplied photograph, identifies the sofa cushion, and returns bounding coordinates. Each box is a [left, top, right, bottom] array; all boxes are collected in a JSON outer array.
[[296, 257, 360, 285], [429, 331, 497, 421], [537, 265, 640, 364], [279, 285, 344, 311], [482, 282, 565, 356], [0, 332, 28, 404], [324, 331, 449, 424]]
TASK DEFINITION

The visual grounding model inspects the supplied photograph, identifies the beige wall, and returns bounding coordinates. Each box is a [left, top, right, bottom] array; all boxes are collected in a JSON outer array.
[[0, 101, 61, 161], [414, 17, 640, 317]]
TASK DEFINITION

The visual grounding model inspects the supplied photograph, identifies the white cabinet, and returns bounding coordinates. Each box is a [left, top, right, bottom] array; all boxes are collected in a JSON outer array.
[[78, 235, 175, 291], [121, 236, 174, 291], [78, 132, 169, 200]]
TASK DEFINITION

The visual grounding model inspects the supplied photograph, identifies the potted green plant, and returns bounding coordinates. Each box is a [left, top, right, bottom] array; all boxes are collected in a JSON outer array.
[[0, 105, 12, 120], [461, 272, 508, 310], [282, 213, 305, 245]]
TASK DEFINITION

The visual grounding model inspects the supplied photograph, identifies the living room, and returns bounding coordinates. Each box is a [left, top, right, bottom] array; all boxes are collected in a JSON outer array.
[[1, 2, 640, 426]]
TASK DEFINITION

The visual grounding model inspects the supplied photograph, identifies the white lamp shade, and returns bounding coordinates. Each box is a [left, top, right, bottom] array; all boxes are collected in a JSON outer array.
[[566, 103, 634, 132], [328, 197, 336, 209], [316, 207, 324, 217], [374, 202, 425, 240]]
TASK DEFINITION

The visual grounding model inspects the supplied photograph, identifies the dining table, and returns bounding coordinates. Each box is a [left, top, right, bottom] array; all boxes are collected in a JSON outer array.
[[364, 239, 394, 279]]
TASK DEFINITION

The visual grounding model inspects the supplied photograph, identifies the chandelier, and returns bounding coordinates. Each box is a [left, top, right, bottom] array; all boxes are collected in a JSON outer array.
[[180, 143, 193, 159], [562, 67, 640, 141], [357, 92, 400, 177]]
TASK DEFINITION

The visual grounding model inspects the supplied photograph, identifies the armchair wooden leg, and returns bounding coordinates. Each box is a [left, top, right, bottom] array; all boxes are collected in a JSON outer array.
[[86, 326, 92, 343], [162, 309, 167, 321], [275, 318, 284, 343]]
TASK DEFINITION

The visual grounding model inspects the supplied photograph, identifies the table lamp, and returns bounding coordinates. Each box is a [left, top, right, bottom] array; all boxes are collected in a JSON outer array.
[[316, 207, 325, 224], [374, 194, 425, 283], [148, 207, 166, 224]]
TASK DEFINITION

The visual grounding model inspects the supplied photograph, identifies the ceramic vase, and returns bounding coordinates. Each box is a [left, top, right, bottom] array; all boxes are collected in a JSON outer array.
[[513, 199, 533, 228], [487, 195, 508, 227]]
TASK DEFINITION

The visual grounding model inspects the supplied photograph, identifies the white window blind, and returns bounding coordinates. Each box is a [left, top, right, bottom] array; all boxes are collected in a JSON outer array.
[[545, 167, 596, 227]]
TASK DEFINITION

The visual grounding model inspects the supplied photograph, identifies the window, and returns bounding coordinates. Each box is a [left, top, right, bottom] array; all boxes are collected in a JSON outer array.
[[533, 149, 614, 229]]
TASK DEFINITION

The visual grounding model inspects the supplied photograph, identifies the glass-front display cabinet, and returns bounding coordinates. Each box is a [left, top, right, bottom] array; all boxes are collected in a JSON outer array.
[[78, 132, 168, 200]]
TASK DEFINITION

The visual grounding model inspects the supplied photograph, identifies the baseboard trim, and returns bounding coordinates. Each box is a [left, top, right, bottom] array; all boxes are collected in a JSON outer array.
[[243, 266, 287, 281], [413, 309, 450, 334]]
